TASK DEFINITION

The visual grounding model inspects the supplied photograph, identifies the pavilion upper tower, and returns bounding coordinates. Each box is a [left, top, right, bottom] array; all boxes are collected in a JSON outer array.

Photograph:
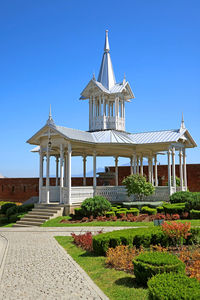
[[80, 30, 135, 132]]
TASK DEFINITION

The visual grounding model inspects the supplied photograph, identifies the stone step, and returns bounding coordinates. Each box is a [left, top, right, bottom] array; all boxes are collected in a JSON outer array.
[[35, 204, 63, 209], [15, 220, 43, 226], [20, 217, 47, 223], [24, 214, 51, 219], [29, 211, 54, 216], [12, 224, 34, 227], [31, 208, 61, 214]]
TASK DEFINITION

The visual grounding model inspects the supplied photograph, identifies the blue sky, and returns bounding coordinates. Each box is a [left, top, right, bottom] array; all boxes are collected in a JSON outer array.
[[0, 0, 199, 177]]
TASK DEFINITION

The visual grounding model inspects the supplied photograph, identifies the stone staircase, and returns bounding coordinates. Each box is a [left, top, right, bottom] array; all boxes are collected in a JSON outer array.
[[13, 204, 64, 227]]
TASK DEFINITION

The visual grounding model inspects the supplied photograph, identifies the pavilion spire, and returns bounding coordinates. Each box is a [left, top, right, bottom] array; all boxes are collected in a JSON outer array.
[[46, 104, 55, 126], [180, 112, 186, 131], [97, 30, 116, 90]]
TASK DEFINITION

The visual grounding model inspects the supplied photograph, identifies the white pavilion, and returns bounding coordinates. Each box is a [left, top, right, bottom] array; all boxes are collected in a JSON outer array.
[[27, 30, 197, 212]]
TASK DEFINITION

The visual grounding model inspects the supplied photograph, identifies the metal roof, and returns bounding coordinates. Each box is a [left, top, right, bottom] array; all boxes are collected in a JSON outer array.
[[130, 129, 183, 144]]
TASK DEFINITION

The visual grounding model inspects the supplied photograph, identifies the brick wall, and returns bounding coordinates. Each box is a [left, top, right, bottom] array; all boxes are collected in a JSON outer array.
[[0, 164, 199, 203]]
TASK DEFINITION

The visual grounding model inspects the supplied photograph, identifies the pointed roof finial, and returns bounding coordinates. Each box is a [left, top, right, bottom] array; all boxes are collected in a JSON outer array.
[[47, 104, 55, 126], [180, 112, 186, 131], [104, 30, 110, 52], [92, 72, 96, 80], [123, 72, 126, 84]]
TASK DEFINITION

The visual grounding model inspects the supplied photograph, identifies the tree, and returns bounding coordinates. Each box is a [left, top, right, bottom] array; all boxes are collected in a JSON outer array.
[[122, 174, 155, 201]]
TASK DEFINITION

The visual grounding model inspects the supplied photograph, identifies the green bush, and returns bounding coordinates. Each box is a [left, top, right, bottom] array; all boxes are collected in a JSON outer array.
[[163, 203, 186, 214], [133, 252, 185, 285], [127, 208, 139, 216], [190, 209, 200, 219], [185, 192, 200, 211], [157, 206, 164, 213], [81, 196, 112, 217], [111, 207, 118, 212], [74, 207, 83, 218], [9, 213, 21, 223], [116, 210, 127, 217], [18, 204, 34, 213], [141, 206, 157, 215], [170, 191, 193, 204], [0, 216, 9, 225], [92, 228, 168, 255], [6, 205, 18, 217], [106, 211, 115, 217], [1, 203, 17, 214], [148, 272, 200, 300], [122, 174, 155, 200]]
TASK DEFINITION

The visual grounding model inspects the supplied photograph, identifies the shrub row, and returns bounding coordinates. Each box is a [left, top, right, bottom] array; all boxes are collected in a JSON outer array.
[[170, 191, 200, 210], [133, 251, 185, 285], [92, 227, 200, 255], [163, 202, 186, 214], [141, 206, 157, 215], [190, 209, 200, 219], [148, 272, 200, 300]]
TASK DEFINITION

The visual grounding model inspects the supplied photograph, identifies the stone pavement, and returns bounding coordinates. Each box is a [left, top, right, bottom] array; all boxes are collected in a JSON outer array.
[[0, 227, 135, 300]]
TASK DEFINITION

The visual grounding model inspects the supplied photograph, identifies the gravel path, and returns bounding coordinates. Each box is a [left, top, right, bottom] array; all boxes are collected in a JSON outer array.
[[0, 227, 119, 300]]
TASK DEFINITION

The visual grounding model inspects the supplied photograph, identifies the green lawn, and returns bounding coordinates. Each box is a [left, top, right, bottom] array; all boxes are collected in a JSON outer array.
[[42, 216, 200, 228], [56, 236, 148, 300]]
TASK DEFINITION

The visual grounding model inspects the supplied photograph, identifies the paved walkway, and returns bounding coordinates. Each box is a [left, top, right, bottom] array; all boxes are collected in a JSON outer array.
[[0, 227, 132, 300]]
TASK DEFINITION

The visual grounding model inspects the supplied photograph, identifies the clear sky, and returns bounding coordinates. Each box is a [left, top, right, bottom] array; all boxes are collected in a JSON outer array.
[[0, 0, 199, 178]]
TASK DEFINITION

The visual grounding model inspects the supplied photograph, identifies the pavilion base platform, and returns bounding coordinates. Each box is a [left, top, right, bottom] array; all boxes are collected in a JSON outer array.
[[39, 185, 186, 214]]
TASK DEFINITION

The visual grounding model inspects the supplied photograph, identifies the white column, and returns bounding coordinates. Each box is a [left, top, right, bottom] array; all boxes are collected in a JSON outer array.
[[133, 153, 137, 174], [172, 147, 176, 188], [93, 152, 97, 190], [115, 157, 118, 186], [67, 142, 72, 204], [99, 96, 101, 116], [136, 156, 139, 174], [168, 149, 172, 189], [183, 148, 187, 190], [46, 146, 50, 204], [83, 156, 87, 186], [140, 156, 143, 176], [154, 155, 158, 187], [179, 149, 183, 191], [55, 156, 59, 186], [64, 154, 67, 187], [151, 157, 154, 185], [39, 148, 43, 203], [130, 157, 133, 175], [148, 157, 151, 183], [60, 144, 64, 204]]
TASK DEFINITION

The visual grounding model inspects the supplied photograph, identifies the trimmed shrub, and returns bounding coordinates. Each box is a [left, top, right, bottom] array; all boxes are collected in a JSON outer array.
[[148, 272, 200, 300], [0, 216, 9, 225], [111, 207, 118, 212], [116, 210, 127, 217], [163, 203, 186, 214], [18, 204, 34, 213], [141, 206, 157, 215], [9, 213, 20, 223], [6, 205, 18, 217], [127, 208, 139, 216], [190, 209, 200, 219], [133, 251, 185, 285], [81, 196, 112, 217], [157, 206, 164, 213], [170, 191, 193, 204], [1, 203, 17, 214], [106, 211, 115, 218], [185, 192, 200, 211], [74, 207, 83, 218]]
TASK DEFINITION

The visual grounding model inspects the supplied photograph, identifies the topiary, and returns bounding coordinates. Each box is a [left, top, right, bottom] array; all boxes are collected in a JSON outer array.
[[185, 192, 200, 211], [81, 196, 112, 217], [18, 203, 34, 213], [148, 272, 200, 300], [9, 213, 21, 223], [133, 251, 185, 285], [6, 205, 18, 217], [122, 174, 155, 200], [141, 206, 157, 215], [0, 216, 9, 225], [190, 209, 200, 219], [170, 191, 193, 204], [1, 203, 17, 214]]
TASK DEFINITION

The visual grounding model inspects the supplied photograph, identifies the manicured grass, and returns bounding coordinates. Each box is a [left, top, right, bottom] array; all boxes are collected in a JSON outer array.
[[56, 236, 148, 300], [42, 216, 152, 228], [42, 216, 200, 228]]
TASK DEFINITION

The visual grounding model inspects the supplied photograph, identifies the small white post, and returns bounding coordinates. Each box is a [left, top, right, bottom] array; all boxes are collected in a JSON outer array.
[[140, 156, 143, 176], [67, 142, 72, 205], [179, 149, 184, 191], [83, 156, 87, 186], [46, 146, 50, 204], [115, 157, 118, 186], [39, 148, 43, 203], [60, 144, 64, 204], [55, 156, 59, 186], [154, 155, 158, 187], [183, 148, 187, 190], [168, 149, 172, 190], [172, 147, 176, 188]]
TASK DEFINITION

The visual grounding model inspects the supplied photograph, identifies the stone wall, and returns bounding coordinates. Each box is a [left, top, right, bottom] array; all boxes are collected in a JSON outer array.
[[0, 164, 199, 203]]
